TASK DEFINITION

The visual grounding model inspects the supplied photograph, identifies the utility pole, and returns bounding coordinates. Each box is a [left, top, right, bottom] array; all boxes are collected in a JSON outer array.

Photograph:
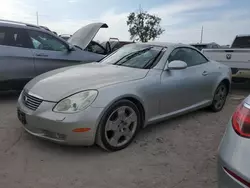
[[36, 11, 39, 25], [139, 4, 142, 13], [200, 26, 203, 43]]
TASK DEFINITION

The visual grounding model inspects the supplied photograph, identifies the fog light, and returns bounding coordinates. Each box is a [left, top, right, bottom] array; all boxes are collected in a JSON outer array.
[[42, 130, 66, 140]]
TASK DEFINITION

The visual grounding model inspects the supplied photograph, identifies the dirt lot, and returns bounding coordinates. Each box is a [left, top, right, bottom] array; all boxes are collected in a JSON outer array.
[[0, 83, 249, 188]]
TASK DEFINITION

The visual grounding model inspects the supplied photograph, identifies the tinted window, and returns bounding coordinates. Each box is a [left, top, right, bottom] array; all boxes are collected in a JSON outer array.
[[101, 44, 164, 69], [28, 30, 67, 51], [231, 36, 250, 48], [0, 31, 5, 44], [0, 27, 32, 48], [86, 41, 106, 55], [168, 47, 207, 67]]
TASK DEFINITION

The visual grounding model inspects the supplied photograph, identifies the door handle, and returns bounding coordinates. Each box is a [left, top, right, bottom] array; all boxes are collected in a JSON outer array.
[[35, 53, 48, 57], [202, 71, 208, 76]]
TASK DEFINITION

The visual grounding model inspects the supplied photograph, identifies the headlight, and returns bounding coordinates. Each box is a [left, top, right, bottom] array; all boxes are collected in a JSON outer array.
[[53, 90, 98, 113]]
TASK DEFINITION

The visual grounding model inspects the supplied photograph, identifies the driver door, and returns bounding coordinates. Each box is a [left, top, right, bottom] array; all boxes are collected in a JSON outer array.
[[159, 47, 209, 115]]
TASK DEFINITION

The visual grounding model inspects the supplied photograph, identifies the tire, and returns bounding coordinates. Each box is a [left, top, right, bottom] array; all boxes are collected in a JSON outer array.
[[96, 99, 141, 151], [210, 82, 228, 112]]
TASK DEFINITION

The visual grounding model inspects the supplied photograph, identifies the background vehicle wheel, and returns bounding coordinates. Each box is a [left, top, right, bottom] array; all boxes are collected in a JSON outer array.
[[96, 100, 141, 151], [210, 82, 228, 112]]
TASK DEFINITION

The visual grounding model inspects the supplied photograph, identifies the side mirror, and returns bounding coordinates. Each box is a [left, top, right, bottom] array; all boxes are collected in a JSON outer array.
[[67, 44, 74, 51], [166, 60, 187, 70]]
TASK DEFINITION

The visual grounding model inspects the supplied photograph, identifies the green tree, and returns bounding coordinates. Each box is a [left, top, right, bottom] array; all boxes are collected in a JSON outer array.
[[127, 10, 165, 42]]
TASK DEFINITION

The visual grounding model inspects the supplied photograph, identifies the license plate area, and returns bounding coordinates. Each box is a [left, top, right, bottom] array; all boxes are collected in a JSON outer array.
[[17, 109, 27, 125]]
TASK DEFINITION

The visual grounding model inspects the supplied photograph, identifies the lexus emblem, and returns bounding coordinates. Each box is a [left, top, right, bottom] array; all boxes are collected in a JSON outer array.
[[226, 54, 231, 60]]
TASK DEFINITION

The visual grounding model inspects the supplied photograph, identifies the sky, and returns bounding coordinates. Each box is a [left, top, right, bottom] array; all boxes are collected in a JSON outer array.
[[0, 0, 250, 45]]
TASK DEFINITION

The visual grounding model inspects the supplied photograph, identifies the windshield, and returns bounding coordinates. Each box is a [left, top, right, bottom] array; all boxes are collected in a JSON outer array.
[[231, 36, 250, 48], [101, 44, 164, 69]]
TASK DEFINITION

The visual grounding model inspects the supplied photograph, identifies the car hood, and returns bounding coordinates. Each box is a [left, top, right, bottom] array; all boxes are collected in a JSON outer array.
[[68, 23, 108, 50], [25, 63, 148, 102]]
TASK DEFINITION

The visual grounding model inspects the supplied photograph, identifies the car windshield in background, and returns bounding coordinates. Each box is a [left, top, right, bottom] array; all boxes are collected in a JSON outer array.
[[191, 45, 208, 51], [231, 36, 250, 48], [101, 44, 164, 69]]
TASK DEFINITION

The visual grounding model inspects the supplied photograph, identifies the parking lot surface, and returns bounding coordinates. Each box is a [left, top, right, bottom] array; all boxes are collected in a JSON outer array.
[[0, 83, 249, 188]]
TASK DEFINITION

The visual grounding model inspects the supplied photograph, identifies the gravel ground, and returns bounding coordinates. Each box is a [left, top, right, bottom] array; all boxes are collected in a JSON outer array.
[[0, 83, 249, 188]]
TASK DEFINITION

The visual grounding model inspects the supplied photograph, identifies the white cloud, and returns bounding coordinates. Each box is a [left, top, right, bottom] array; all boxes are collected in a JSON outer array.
[[0, 0, 36, 23], [0, 0, 249, 45]]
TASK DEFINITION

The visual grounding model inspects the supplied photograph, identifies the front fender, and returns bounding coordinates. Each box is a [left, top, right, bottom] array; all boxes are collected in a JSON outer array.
[[91, 72, 161, 124], [212, 64, 232, 95]]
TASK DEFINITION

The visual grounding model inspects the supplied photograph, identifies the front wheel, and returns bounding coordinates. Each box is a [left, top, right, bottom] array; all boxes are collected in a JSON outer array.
[[210, 83, 228, 112], [96, 100, 141, 151]]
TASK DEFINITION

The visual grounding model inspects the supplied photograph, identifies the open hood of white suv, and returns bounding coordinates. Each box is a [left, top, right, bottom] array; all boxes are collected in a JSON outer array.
[[68, 23, 108, 50]]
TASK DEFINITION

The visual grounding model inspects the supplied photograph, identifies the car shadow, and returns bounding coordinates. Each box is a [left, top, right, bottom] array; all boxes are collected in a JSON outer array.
[[0, 91, 20, 101], [231, 81, 250, 93], [136, 108, 208, 140]]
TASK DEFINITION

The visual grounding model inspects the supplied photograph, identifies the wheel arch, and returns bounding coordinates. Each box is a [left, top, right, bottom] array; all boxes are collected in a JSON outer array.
[[212, 77, 231, 96], [220, 78, 231, 94], [94, 94, 146, 149], [98, 94, 146, 129], [123, 96, 146, 128]]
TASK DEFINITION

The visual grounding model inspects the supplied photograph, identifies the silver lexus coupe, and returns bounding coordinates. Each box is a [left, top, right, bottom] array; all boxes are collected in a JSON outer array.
[[17, 42, 231, 151]]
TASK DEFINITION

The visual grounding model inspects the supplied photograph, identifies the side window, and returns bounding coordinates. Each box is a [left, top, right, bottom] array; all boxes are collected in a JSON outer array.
[[168, 48, 188, 63], [0, 27, 32, 48], [168, 47, 208, 67], [0, 30, 5, 44], [28, 30, 67, 51], [187, 48, 208, 65]]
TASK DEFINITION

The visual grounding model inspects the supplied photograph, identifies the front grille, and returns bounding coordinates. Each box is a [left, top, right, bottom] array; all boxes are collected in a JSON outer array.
[[22, 92, 43, 111]]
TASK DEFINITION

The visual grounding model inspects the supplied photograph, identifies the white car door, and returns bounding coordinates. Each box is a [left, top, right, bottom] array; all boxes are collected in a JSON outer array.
[[0, 26, 35, 90]]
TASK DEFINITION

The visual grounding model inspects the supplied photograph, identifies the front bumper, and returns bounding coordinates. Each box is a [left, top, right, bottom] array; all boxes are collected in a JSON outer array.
[[17, 93, 104, 146]]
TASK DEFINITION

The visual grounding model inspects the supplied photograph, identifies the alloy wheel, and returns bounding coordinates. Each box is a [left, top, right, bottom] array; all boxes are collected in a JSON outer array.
[[213, 84, 227, 110], [104, 106, 138, 147]]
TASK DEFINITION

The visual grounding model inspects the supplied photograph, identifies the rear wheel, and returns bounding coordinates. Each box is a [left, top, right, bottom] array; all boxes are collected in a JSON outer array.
[[210, 83, 228, 112], [96, 100, 141, 151]]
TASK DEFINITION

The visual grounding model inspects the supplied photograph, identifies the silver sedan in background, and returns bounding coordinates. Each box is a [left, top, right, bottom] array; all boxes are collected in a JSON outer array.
[[218, 95, 250, 187], [17, 42, 231, 151]]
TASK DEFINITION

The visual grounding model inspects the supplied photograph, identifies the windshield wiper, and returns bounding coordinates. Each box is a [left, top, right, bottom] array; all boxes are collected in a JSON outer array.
[[74, 45, 83, 50], [143, 48, 165, 69], [113, 47, 153, 65]]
